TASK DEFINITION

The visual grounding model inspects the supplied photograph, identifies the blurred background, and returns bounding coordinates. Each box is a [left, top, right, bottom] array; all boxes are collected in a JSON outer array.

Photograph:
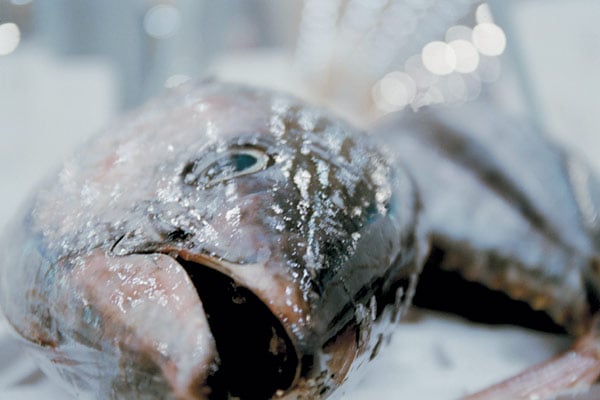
[[0, 1, 598, 399], [1, 0, 599, 192], [1, 0, 599, 212]]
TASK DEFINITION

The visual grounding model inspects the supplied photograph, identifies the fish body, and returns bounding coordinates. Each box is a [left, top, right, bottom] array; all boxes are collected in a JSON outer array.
[[0, 81, 424, 399], [376, 102, 600, 335]]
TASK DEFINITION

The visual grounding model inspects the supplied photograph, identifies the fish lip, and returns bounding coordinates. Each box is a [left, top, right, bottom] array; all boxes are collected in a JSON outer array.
[[162, 248, 303, 397], [53, 249, 219, 400], [176, 249, 242, 276]]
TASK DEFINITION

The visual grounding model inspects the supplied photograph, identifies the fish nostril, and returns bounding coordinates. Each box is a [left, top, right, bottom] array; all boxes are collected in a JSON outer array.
[[177, 258, 299, 399]]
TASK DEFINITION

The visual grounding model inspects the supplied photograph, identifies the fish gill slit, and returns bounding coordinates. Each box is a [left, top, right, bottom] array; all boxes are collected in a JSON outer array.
[[414, 243, 571, 333]]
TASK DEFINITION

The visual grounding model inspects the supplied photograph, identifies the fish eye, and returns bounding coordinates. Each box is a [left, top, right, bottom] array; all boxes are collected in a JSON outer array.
[[183, 147, 272, 186]]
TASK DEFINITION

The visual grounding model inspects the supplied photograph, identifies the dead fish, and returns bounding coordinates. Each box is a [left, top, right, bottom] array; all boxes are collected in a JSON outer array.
[[0, 81, 424, 399], [5, 79, 599, 400], [376, 102, 600, 399]]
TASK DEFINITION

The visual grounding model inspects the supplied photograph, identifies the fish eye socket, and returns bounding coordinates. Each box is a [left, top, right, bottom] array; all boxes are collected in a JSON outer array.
[[205, 152, 258, 180], [183, 148, 271, 186]]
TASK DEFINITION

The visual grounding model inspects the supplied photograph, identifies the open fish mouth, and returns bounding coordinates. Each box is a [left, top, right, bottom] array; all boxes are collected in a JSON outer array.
[[172, 254, 300, 399]]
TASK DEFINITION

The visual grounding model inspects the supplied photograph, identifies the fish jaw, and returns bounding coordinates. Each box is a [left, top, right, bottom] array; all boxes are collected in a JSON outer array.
[[13, 249, 219, 400]]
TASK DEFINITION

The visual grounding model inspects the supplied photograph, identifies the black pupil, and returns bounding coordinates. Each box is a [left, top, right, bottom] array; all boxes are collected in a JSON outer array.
[[205, 153, 258, 181]]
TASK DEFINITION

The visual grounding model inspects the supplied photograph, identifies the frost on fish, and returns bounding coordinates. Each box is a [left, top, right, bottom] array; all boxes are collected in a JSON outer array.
[[0, 81, 424, 399], [377, 102, 600, 334]]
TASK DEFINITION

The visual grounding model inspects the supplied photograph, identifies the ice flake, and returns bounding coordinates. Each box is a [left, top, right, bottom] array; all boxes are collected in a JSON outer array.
[[225, 182, 238, 200], [270, 115, 286, 138], [157, 176, 182, 203], [274, 153, 288, 164], [330, 190, 345, 209], [198, 221, 219, 242], [81, 182, 100, 207], [323, 126, 346, 155], [279, 156, 293, 179], [205, 121, 217, 138], [298, 110, 318, 132], [194, 100, 209, 113], [300, 140, 312, 155], [335, 167, 358, 195], [375, 190, 391, 214], [156, 341, 169, 357], [316, 160, 330, 187], [270, 95, 292, 115], [116, 141, 139, 164], [348, 143, 369, 171], [303, 217, 320, 270], [372, 162, 392, 214], [294, 169, 312, 202], [225, 206, 241, 226]]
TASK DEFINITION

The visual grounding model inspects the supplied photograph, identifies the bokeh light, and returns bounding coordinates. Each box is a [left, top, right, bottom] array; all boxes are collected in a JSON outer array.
[[305, 1, 507, 113], [421, 41, 456, 75], [449, 39, 480, 73], [0, 23, 21, 56], [475, 3, 494, 24], [380, 71, 417, 108], [472, 23, 506, 56], [143, 4, 182, 39]]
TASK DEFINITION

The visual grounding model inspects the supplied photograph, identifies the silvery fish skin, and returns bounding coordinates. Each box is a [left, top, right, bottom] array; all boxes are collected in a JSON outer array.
[[377, 102, 600, 336], [0, 81, 424, 399]]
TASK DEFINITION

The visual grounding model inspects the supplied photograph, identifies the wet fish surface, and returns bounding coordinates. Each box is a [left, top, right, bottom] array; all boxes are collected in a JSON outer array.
[[0, 81, 424, 399], [376, 102, 600, 336]]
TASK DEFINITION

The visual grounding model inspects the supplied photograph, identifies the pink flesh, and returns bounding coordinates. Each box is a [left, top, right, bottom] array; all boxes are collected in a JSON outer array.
[[68, 250, 217, 400]]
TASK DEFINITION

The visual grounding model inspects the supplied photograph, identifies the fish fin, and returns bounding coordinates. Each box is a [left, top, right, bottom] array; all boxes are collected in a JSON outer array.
[[462, 319, 600, 400], [553, 384, 600, 399]]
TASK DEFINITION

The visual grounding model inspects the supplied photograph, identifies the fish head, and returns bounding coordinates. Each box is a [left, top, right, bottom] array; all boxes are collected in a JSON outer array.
[[1, 81, 423, 399]]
